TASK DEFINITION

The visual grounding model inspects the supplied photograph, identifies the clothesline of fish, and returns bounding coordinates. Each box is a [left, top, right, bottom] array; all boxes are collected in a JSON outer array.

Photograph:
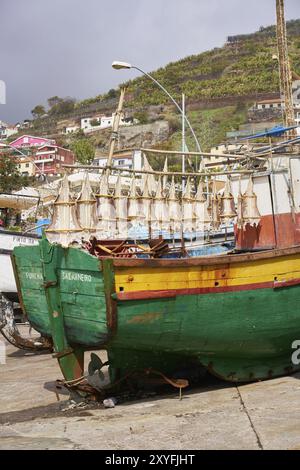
[[46, 159, 261, 247]]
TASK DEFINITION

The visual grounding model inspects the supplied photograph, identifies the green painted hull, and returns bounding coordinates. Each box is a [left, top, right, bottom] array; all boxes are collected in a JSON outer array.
[[12, 239, 300, 383]]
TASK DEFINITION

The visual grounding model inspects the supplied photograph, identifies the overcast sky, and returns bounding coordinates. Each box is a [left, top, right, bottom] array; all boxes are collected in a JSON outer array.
[[0, 0, 299, 123]]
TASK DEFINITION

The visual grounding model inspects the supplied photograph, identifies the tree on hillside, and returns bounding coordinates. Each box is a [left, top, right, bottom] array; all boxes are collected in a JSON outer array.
[[133, 110, 149, 124], [48, 97, 76, 116], [31, 105, 46, 118], [0, 154, 32, 193], [70, 139, 95, 164], [107, 88, 117, 99], [47, 96, 62, 108]]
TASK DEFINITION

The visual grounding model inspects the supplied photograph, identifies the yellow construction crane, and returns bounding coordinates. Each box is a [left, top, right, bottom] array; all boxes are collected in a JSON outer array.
[[276, 0, 295, 130]]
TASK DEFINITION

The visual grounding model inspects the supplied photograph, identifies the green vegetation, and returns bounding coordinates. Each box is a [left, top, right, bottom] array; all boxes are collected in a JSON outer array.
[[70, 138, 95, 164], [31, 105, 46, 118], [47, 96, 76, 116], [27, 19, 300, 157], [122, 20, 300, 108], [132, 110, 149, 124], [71, 19, 300, 112], [168, 105, 248, 152], [0, 154, 32, 193]]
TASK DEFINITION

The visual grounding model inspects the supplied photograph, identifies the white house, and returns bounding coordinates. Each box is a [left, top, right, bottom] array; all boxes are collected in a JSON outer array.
[[292, 80, 300, 108], [81, 113, 135, 134], [0, 120, 18, 140], [295, 111, 300, 136], [254, 98, 284, 110], [92, 150, 142, 171], [65, 125, 80, 134]]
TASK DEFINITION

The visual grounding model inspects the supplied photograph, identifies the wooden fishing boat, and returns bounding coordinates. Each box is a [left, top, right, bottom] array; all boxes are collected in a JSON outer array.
[[11, 134, 300, 390], [12, 236, 300, 385], [10, 86, 300, 391], [0, 193, 51, 351], [0, 229, 38, 302]]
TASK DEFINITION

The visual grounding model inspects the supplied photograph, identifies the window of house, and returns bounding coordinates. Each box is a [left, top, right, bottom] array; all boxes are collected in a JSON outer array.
[[270, 104, 273, 108], [262, 104, 265, 109], [118, 160, 125, 166], [25, 163, 29, 168]]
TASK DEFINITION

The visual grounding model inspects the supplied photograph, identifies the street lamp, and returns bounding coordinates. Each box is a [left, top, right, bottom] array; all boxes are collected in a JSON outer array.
[[112, 61, 202, 155]]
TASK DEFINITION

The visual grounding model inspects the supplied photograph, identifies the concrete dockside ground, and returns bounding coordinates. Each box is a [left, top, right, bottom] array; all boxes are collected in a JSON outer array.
[[0, 336, 299, 450]]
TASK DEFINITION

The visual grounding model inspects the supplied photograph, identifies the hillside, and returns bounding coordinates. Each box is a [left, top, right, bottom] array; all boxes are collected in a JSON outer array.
[[78, 19, 300, 109], [26, 19, 300, 154]]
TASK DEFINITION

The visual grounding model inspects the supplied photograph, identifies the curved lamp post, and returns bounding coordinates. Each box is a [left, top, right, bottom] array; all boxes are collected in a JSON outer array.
[[112, 61, 202, 154]]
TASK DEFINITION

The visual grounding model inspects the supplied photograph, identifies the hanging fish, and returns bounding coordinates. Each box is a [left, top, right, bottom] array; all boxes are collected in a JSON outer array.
[[169, 177, 181, 235], [236, 177, 244, 230], [46, 173, 82, 247], [182, 178, 195, 234], [76, 172, 98, 238], [194, 180, 210, 232], [210, 179, 221, 231], [141, 154, 156, 194], [96, 172, 116, 239], [152, 176, 170, 236], [128, 176, 138, 221], [242, 176, 261, 228], [142, 174, 152, 221], [162, 157, 168, 195], [220, 177, 237, 225], [114, 175, 128, 239]]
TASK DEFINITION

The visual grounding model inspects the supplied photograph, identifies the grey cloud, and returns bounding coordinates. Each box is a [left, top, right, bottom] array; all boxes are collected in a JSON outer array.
[[0, 0, 299, 122]]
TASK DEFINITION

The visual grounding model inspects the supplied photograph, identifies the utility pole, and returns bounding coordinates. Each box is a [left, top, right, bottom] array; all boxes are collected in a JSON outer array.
[[182, 93, 186, 191], [276, 0, 295, 132]]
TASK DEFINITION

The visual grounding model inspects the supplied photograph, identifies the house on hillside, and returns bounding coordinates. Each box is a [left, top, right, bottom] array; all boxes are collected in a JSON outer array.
[[33, 144, 75, 176], [92, 149, 142, 171], [17, 157, 35, 177], [295, 111, 300, 135], [65, 124, 80, 134], [0, 121, 18, 140], [10, 135, 56, 149], [57, 119, 80, 134], [0, 121, 7, 140], [81, 113, 135, 134], [292, 80, 300, 108], [253, 98, 284, 110]]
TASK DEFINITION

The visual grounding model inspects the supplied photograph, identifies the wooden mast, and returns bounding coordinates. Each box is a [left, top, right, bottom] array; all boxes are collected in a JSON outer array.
[[106, 88, 126, 173], [276, 0, 295, 132]]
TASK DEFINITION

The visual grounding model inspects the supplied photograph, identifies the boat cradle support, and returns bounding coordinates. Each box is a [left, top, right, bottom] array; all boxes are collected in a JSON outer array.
[[39, 238, 84, 381]]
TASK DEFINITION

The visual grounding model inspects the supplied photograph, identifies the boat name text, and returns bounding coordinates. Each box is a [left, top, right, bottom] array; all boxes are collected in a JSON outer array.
[[62, 271, 92, 283], [25, 272, 43, 280]]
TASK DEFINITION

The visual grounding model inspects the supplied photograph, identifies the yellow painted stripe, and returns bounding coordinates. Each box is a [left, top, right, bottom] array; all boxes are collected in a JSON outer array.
[[114, 254, 300, 293]]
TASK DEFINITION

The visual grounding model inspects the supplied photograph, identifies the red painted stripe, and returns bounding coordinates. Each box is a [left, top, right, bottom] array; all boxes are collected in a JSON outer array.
[[116, 278, 300, 301], [117, 290, 178, 301], [273, 278, 300, 289]]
